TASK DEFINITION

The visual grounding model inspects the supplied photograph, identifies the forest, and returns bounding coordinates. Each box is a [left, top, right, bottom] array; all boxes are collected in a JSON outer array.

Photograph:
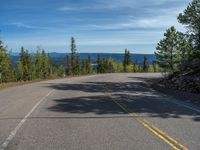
[[0, 36, 160, 83], [155, 0, 200, 93], [0, 0, 199, 87]]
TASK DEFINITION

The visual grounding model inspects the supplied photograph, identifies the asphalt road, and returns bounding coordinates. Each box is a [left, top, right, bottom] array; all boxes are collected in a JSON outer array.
[[0, 73, 200, 150]]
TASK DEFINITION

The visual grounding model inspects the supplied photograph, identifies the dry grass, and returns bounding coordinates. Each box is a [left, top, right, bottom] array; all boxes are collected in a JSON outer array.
[[0, 80, 41, 90]]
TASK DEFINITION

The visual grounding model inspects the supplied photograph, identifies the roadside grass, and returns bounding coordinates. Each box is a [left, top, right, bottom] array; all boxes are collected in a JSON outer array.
[[0, 80, 42, 90], [0, 73, 97, 91]]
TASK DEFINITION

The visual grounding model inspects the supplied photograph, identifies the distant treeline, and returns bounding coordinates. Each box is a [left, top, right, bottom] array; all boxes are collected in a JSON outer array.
[[10, 53, 156, 66], [0, 37, 159, 83]]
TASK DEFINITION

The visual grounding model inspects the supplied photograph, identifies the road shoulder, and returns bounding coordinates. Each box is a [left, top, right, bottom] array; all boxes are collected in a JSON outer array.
[[143, 78, 200, 108]]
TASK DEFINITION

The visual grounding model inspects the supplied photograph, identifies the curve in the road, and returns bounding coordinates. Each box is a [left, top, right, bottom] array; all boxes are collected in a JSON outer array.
[[105, 92, 188, 150]]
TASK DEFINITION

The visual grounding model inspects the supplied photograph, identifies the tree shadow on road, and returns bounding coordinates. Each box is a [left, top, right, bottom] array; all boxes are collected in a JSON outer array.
[[45, 81, 148, 93], [129, 76, 200, 107], [45, 81, 200, 122], [48, 95, 126, 115]]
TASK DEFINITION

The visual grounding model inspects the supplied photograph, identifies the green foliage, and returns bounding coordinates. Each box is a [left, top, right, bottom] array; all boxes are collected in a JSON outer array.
[[52, 64, 65, 78], [97, 55, 105, 73], [86, 55, 93, 74], [96, 54, 147, 73], [66, 55, 72, 75], [176, 32, 193, 72], [0, 40, 11, 82], [123, 49, 132, 72], [142, 56, 148, 72], [178, 0, 200, 50], [133, 60, 139, 72], [148, 62, 159, 73], [0, 35, 161, 84], [35, 48, 42, 79], [112, 61, 124, 72], [18, 47, 33, 81], [156, 0, 200, 75], [178, 0, 200, 71], [15, 46, 63, 82], [155, 26, 179, 73], [70, 37, 78, 75]]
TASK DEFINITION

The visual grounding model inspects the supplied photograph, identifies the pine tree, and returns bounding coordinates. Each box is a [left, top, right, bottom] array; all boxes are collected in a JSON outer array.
[[66, 55, 72, 75], [127, 50, 131, 65], [133, 60, 137, 73], [176, 32, 193, 72], [178, 0, 200, 71], [123, 49, 128, 72], [97, 54, 101, 73], [0, 40, 11, 82], [18, 47, 32, 81], [155, 26, 179, 73], [106, 56, 115, 73], [70, 37, 77, 74], [41, 50, 48, 79], [74, 56, 81, 75], [142, 56, 148, 72], [47, 54, 53, 78], [81, 60, 86, 74], [35, 47, 42, 79], [86, 55, 93, 74], [123, 49, 131, 72], [152, 61, 157, 72]]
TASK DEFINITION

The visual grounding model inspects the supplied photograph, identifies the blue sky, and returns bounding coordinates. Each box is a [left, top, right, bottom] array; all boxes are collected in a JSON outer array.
[[0, 0, 190, 53]]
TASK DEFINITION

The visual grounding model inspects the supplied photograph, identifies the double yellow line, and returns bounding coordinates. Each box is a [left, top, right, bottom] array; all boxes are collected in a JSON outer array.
[[105, 92, 188, 150]]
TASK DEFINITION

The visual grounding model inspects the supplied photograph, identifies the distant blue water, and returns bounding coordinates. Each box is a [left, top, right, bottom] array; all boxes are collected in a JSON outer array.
[[10, 53, 155, 65], [74, 53, 155, 63]]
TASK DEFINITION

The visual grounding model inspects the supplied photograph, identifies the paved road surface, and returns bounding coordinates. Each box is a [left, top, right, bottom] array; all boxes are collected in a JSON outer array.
[[0, 73, 200, 150]]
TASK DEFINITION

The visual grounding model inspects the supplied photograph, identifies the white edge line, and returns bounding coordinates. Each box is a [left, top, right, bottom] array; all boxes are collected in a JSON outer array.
[[0, 89, 55, 150], [140, 83, 200, 113], [165, 99, 200, 113]]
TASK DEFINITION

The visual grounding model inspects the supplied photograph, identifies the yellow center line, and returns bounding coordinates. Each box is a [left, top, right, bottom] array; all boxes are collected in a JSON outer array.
[[105, 92, 188, 150]]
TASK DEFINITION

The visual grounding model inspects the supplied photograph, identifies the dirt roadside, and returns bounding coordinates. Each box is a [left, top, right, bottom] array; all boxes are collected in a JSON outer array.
[[142, 78, 200, 107]]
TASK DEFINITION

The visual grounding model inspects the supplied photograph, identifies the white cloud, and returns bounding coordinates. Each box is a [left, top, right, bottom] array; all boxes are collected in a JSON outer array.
[[86, 11, 184, 31], [58, 0, 189, 12], [78, 39, 155, 46], [9, 22, 51, 31], [58, 7, 85, 11], [9, 22, 37, 29]]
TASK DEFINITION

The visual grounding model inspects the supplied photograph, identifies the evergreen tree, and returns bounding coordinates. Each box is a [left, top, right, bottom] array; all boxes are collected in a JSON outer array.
[[70, 37, 77, 74], [123, 49, 128, 72], [53, 64, 65, 78], [107, 56, 115, 73], [178, 0, 200, 71], [133, 60, 137, 73], [35, 47, 42, 79], [152, 61, 157, 73], [0, 40, 11, 82], [176, 32, 193, 72], [123, 49, 131, 72], [74, 56, 81, 75], [66, 55, 72, 75], [47, 54, 53, 78], [127, 50, 131, 65], [142, 56, 148, 72], [81, 60, 86, 74], [155, 26, 179, 73], [97, 54, 102, 73], [41, 50, 48, 79], [18, 47, 32, 81], [86, 55, 93, 74]]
